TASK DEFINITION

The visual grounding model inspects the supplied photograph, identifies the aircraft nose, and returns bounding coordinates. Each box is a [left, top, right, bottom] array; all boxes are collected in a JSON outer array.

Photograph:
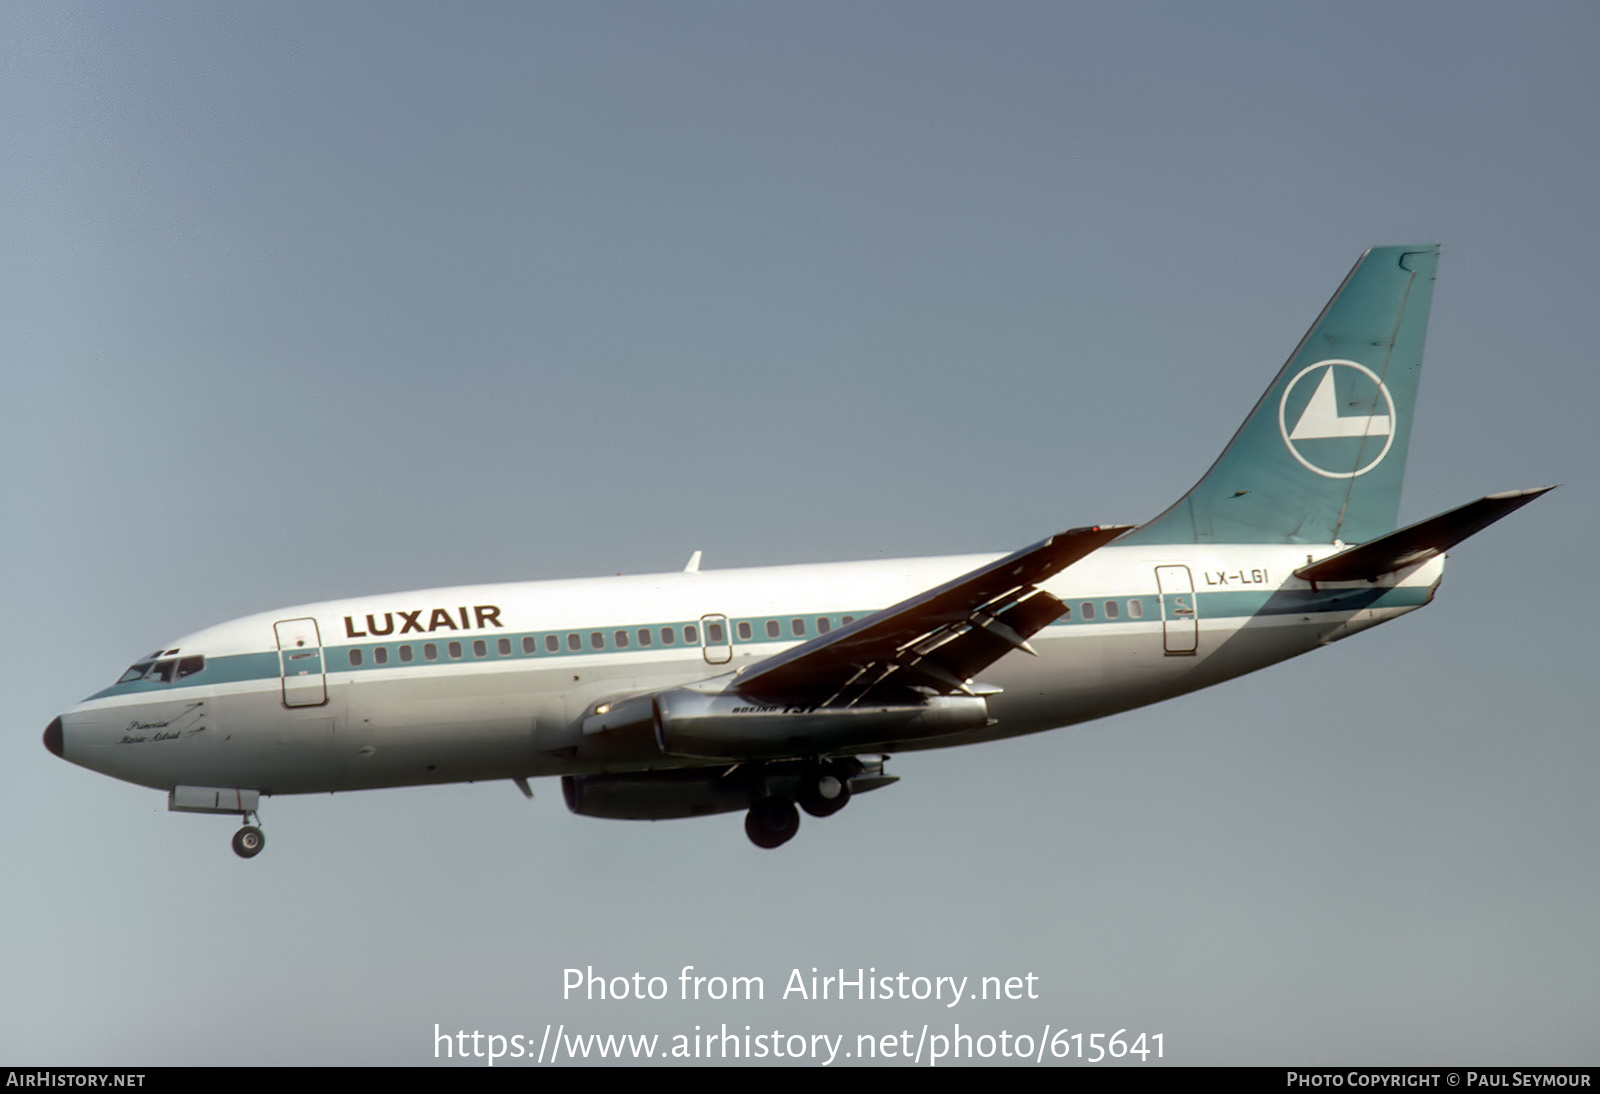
[[43, 716, 63, 758]]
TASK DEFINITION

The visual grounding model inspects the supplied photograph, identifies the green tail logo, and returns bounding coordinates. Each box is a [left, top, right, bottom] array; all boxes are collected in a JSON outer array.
[[1123, 245, 1438, 546]]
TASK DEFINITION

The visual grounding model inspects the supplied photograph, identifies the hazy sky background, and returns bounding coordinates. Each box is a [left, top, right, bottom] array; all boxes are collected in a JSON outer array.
[[4, 2, 1595, 1066]]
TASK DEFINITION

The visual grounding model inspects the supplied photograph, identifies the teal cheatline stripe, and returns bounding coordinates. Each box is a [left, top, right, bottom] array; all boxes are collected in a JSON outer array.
[[330, 611, 864, 672], [87, 652, 282, 701], [1041, 584, 1430, 629], [1048, 596, 1159, 625], [84, 611, 876, 699], [1122, 245, 1439, 547], [1197, 584, 1431, 619], [85, 585, 1419, 703]]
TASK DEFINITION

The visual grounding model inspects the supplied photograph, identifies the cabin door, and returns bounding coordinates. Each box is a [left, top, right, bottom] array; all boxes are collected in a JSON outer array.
[[274, 617, 328, 706], [1155, 566, 1199, 655]]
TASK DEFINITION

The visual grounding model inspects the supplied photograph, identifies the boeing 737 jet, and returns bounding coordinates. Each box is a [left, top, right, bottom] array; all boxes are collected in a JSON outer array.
[[43, 245, 1550, 854]]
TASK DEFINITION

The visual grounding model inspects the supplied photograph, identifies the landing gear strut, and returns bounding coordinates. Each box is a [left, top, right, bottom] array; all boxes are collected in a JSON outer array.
[[232, 815, 265, 859]]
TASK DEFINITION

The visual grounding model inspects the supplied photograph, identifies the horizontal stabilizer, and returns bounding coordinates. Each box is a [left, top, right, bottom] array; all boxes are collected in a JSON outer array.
[[1294, 487, 1554, 583]]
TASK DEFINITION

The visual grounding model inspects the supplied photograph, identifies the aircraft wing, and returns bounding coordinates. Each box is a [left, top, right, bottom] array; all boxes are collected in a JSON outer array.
[[731, 525, 1132, 706]]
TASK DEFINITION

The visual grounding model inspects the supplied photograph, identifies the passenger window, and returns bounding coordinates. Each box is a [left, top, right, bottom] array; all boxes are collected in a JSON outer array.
[[684, 624, 698, 644], [637, 629, 652, 647], [706, 622, 723, 644], [590, 632, 604, 650], [766, 620, 780, 638], [348, 649, 363, 667], [1081, 602, 1095, 620], [792, 618, 806, 636], [399, 645, 414, 663], [374, 647, 389, 665], [1105, 601, 1119, 619], [499, 638, 512, 655], [424, 643, 438, 661], [661, 627, 676, 646], [474, 640, 488, 657], [1129, 599, 1143, 619], [449, 642, 462, 659], [841, 616, 855, 626], [611, 631, 627, 649], [737, 622, 753, 640], [817, 617, 832, 634], [523, 637, 537, 654], [567, 634, 581, 651], [176, 656, 204, 680], [1062, 604, 1072, 619], [546, 635, 559, 653]]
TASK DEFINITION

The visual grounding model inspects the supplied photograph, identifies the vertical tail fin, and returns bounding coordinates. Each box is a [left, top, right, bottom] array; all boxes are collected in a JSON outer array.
[[1121, 244, 1439, 546]]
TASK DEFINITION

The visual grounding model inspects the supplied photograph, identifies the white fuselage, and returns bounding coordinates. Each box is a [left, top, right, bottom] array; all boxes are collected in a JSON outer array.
[[55, 542, 1443, 798]]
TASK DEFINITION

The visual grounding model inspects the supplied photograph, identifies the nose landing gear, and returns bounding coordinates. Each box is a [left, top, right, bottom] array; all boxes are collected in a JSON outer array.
[[232, 814, 266, 859]]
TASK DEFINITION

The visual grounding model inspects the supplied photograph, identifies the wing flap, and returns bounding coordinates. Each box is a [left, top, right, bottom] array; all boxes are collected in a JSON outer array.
[[735, 524, 1131, 704]]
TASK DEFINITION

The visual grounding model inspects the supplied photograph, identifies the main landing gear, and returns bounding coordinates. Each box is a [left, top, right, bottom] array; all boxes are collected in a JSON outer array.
[[743, 761, 856, 849], [745, 797, 800, 849], [232, 814, 266, 859], [796, 764, 852, 818]]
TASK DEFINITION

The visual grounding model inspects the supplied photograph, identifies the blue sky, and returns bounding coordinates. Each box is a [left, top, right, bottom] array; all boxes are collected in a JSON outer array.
[[4, 2, 1595, 1065]]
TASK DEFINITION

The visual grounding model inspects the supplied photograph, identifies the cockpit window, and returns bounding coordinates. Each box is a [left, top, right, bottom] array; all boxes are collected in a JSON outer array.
[[117, 655, 205, 685], [117, 662, 155, 684]]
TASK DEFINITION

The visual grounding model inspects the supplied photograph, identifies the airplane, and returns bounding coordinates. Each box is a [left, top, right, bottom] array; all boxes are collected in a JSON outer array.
[[43, 244, 1551, 856]]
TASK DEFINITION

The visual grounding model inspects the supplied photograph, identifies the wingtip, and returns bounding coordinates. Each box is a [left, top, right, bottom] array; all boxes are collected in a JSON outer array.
[[1484, 486, 1557, 501]]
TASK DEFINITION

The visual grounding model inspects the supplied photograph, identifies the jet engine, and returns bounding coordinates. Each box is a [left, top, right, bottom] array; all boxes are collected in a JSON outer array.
[[561, 757, 894, 821], [577, 687, 989, 764]]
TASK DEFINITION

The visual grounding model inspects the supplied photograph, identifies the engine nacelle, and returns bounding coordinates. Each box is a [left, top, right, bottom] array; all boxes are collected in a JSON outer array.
[[657, 689, 989, 760], [561, 769, 752, 820], [579, 687, 989, 763], [562, 758, 891, 821]]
